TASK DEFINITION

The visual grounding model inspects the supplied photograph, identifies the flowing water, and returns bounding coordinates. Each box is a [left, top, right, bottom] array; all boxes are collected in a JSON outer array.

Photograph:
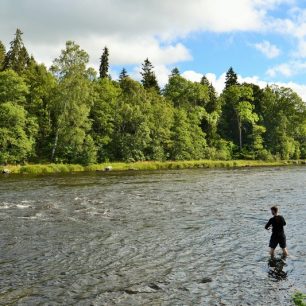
[[0, 166, 305, 305]]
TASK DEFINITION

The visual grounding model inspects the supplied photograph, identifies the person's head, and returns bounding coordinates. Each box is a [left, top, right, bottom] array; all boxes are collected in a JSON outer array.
[[271, 206, 278, 216]]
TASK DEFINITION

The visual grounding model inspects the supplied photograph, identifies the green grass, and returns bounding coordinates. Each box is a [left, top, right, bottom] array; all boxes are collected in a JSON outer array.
[[293, 291, 306, 306], [0, 159, 305, 175]]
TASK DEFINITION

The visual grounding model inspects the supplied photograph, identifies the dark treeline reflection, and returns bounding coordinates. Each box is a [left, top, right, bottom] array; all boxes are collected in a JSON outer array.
[[0, 29, 305, 165]]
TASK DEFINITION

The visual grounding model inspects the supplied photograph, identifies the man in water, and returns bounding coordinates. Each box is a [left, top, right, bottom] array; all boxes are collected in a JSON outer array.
[[265, 206, 288, 257]]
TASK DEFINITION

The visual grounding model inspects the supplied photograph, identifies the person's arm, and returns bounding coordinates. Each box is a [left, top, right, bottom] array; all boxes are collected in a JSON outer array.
[[265, 218, 272, 230], [282, 216, 286, 226]]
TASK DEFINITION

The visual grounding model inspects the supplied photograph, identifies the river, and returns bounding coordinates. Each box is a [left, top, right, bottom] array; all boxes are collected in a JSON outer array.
[[0, 166, 305, 305]]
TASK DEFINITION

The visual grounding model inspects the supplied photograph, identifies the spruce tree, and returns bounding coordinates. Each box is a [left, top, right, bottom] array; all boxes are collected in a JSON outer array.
[[3, 29, 30, 74], [99, 46, 109, 79], [140, 58, 160, 92], [200, 75, 210, 86], [207, 83, 219, 113], [170, 67, 180, 77], [119, 67, 128, 81], [0, 41, 6, 70], [225, 67, 238, 89]]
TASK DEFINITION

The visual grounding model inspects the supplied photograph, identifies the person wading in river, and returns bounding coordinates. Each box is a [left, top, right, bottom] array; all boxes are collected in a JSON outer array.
[[265, 206, 288, 257]]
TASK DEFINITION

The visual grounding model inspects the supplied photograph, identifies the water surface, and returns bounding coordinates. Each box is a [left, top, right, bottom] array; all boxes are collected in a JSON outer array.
[[0, 167, 305, 305]]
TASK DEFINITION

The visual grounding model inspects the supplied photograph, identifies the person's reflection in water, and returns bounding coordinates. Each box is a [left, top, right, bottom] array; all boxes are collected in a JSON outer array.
[[268, 255, 287, 280]]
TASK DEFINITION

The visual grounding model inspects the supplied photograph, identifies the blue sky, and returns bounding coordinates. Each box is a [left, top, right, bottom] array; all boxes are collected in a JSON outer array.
[[1, 0, 306, 99]]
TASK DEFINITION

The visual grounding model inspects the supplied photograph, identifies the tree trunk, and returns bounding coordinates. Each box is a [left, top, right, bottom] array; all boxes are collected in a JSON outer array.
[[51, 128, 59, 160], [236, 112, 242, 150]]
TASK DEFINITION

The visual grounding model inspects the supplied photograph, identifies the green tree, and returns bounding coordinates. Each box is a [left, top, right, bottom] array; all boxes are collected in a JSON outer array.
[[200, 75, 210, 87], [90, 78, 121, 162], [3, 29, 30, 74], [23, 60, 57, 160], [0, 69, 28, 104], [99, 46, 109, 79], [50, 41, 95, 163], [170, 107, 206, 160], [140, 58, 160, 92], [0, 102, 37, 164], [110, 78, 152, 161], [119, 68, 128, 82], [225, 67, 238, 89], [0, 41, 6, 70], [170, 67, 180, 77], [145, 91, 174, 160], [220, 84, 261, 152], [164, 74, 209, 108], [261, 86, 306, 159], [0, 70, 37, 164]]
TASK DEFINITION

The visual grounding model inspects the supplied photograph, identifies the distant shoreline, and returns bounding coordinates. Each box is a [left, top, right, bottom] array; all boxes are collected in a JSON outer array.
[[1, 160, 305, 175]]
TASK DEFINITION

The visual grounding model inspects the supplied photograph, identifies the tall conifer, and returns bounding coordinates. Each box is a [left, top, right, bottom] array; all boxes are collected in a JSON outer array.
[[3, 29, 30, 74], [119, 68, 128, 81], [170, 67, 180, 77], [99, 46, 109, 79], [200, 75, 210, 86], [0, 41, 6, 70], [225, 67, 238, 89], [140, 58, 160, 92]]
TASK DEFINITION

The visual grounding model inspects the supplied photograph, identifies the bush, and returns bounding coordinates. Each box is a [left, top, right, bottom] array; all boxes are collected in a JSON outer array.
[[293, 291, 306, 306]]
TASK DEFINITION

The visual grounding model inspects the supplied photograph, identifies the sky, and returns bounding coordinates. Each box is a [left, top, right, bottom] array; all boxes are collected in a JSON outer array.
[[1, 0, 306, 100]]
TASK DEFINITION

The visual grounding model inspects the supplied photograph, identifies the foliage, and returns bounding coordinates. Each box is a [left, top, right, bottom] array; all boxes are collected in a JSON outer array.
[[0, 102, 37, 164], [293, 291, 306, 306], [225, 67, 238, 89], [0, 69, 29, 104], [50, 41, 94, 164], [0, 40, 5, 70], [2, 159, 305, 175], [119, 68, 128, 81], [3, 29, 30, 74], [0, 30, 305, 166], [140, 58, 160, 92], [99, 46, 109, 79]]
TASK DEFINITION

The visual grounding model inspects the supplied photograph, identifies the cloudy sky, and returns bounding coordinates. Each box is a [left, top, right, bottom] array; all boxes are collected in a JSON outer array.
[[1, 0, 306, 99]]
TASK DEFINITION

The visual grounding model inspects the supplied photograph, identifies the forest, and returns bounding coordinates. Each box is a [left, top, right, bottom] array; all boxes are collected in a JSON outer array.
[[0, 29, 305, 165]]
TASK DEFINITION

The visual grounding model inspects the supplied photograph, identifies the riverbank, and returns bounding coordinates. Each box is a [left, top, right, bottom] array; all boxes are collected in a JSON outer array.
[[1, 159, 305, 175]]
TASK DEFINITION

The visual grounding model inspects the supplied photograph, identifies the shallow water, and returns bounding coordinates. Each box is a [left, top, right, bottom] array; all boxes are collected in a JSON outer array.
[[0, 167, 305, 305]]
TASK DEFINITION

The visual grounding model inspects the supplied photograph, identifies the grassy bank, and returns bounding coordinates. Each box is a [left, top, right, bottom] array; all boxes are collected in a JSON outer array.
[[293, 291, 306, 306], [1, 159, 305, 175]]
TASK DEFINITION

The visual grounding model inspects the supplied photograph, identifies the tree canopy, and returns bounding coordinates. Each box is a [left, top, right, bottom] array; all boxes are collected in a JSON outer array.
[[0, 30, 305, 164]]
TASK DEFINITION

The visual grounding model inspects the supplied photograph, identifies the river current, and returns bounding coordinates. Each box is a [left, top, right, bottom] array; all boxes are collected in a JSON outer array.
[[0, 166, 305, 305]]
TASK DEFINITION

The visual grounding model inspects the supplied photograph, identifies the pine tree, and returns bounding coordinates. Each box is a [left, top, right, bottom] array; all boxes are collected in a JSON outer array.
[[200, 75, 210, 86], [140, 58, 160, 92], [225, 67, 238, 89], [170, 67, 180, 77], [3, 29, 30, 74], [0, 41, 6, 70], [119, 67, 128, 81], [207, 83, 219, 113], [99, 46, 109, 79]]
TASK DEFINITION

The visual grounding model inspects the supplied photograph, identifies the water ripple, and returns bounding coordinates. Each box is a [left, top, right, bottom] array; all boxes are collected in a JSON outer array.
[[0, 167, 305, 305]]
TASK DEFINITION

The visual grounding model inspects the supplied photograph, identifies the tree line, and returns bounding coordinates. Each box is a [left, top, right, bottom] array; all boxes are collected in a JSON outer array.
[[0, 29, 305, 165]]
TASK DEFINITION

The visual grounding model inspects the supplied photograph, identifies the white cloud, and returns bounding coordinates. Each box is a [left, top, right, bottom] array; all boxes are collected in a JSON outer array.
[[2, 0, 305, 91], [266, 60, 306, 77], [295, 39, 306, 58], [267, 7, 306, 59], [266, 63, 293, 77], [254, 40, 281, 58], [0, 0, 292, 68], [181, 69, 306, 101], [181, 70, 203, 82], [276, 81, 306, 101]]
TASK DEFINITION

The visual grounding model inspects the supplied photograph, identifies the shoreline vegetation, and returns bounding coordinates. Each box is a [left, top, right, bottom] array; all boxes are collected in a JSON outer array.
[[1, 160, 305, 175], [1, 30, 306, 168]]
